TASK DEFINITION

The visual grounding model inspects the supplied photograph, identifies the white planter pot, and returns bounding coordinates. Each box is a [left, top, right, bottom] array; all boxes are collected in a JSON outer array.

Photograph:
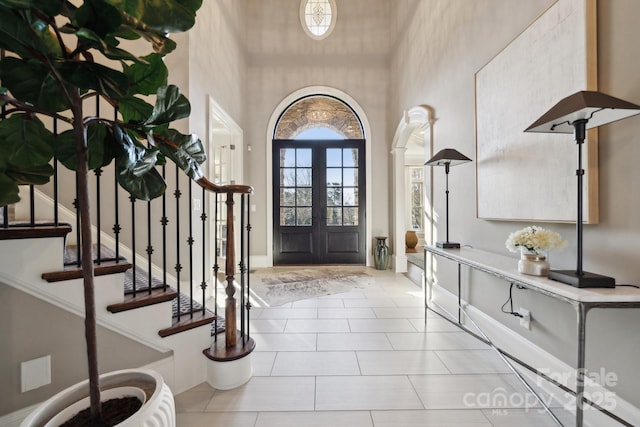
[[20, 369, 175, 427]]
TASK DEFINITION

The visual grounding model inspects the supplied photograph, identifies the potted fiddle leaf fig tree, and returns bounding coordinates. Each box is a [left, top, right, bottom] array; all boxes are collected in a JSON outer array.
[[0, 0, 206, 424]]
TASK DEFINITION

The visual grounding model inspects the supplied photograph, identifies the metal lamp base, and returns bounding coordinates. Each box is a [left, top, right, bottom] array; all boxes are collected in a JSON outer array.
[[548, 270, 615, 288], [436, 241, 460, 249]]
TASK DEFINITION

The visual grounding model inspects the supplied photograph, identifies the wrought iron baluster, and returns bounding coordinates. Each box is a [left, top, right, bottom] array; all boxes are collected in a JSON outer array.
[[239, 194, 246, 341], [53, 119, 59, 226], [161, 165, 168, 291], [188, 182, 194, 318], [147, 197, 153, 295], [213, 192, 219, 342], [175, 166, 182, 321], [94, 97, 101, 264], [113, 107, 121, 263], [246, 193, 252, 343], [200, 187, 207, 316], [130, 195, 137, 295]]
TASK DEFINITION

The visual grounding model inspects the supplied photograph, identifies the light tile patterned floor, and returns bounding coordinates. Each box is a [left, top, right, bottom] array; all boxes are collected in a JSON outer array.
[[175, 268, 575, 427]]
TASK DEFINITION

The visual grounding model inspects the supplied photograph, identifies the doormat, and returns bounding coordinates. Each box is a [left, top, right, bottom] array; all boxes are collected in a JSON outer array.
[[249, 266, 373, 307]]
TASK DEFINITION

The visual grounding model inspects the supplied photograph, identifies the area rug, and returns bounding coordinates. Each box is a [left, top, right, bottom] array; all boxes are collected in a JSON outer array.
[[249, 266, 373, 306]]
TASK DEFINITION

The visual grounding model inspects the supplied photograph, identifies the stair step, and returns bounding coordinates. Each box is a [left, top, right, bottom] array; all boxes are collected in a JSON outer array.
[[106, 287, 179, 313], [41, 260, 132, 282], [0, 222, 72, 240], [159, 311, 218, 338], [203, 335, 256, 362]]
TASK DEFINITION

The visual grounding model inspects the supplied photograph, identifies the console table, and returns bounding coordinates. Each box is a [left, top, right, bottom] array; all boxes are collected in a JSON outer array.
[[423, 245, 640, 427]]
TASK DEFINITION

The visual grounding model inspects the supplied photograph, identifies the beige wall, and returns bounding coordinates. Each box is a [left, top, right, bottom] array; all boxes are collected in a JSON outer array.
[[243, 0, 393, 260], [388, 0, 640, 409], [0, 283, 168, 415]]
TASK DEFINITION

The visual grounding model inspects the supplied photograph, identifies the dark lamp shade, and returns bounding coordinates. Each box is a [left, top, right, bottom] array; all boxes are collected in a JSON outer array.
[[525, 90, 640, 133], [425, 148, 472, 167]]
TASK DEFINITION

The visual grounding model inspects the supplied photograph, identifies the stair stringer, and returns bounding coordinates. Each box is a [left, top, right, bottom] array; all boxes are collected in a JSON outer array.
[[0, 234, 215, 396]]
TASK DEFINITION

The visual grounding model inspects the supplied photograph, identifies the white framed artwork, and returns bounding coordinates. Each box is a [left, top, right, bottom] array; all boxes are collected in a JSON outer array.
[[475, 0, 598, 223]]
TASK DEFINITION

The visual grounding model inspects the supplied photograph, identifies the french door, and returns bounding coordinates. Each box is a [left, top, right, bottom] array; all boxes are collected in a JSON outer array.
[[273, 139, 366, 265]]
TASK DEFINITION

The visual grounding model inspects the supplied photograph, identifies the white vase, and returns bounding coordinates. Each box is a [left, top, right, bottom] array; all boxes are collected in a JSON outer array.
[[518, 250, 550, 277], [20, 369, 175, 427]]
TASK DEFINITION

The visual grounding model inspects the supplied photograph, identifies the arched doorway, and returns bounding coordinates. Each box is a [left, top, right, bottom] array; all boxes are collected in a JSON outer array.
[[270, 93, 367, 265], [391, 105, 436, 272]]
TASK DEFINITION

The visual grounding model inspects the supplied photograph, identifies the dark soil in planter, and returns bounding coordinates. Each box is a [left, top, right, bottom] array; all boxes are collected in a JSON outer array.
[[60, 397, 142, 427]]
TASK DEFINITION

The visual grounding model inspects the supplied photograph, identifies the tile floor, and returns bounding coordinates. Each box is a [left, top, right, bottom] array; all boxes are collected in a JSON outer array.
[[175, 268, 576, 426]]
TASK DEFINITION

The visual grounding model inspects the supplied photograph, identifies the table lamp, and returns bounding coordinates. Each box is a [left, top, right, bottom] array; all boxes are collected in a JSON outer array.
[[425, 148, 472, 248], [525, 90, 640, 288]]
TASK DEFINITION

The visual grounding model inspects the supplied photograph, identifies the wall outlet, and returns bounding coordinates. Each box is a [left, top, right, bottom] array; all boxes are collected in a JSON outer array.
[[21, 355, 51, 392], [518, 308, 531, 330]]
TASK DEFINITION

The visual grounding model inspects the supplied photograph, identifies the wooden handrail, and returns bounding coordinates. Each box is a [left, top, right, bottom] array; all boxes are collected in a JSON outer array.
[[197, 177, 253, 195]]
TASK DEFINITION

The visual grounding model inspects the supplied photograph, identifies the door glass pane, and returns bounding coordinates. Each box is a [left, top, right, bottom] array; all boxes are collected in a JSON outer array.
[[280, 207, 296, 226], [297, 188, 312, 206], [327, 207, 342, 225], [343, 168, 358, 186], [282, 168, 296, 186], [343, 148, 357, 167], [343, 207, 358, 225], [281, 188, 295, 206], [297, 208, 312, 225], [326, 148, 342, 167], [326, 168, 342, 186], [343, 188, 356, 206], [297, 148, 312, 167], [281, 148, 296, 167], [297, 168, 312, 186], [327, 188, 342, 206]]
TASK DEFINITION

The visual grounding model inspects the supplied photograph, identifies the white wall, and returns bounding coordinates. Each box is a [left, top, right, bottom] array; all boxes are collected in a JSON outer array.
[[388, 0, 640, 410]]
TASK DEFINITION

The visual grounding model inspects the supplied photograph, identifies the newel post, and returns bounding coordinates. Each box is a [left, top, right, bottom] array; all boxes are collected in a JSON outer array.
[[224, 192, 237, 348]]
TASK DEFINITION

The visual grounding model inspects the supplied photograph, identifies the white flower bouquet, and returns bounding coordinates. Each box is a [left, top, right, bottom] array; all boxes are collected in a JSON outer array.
[[505, 226, 567, 255]]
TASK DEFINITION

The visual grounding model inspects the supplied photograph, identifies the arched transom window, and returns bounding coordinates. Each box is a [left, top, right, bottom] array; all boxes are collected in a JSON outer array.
[[275, 96, 364, 140], [300, 0, 336, 40]]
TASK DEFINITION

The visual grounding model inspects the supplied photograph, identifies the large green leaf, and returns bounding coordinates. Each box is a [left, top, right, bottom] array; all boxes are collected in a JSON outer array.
[[0, 172, 20, 206], [152, 129, 204, 180], [0, 57, 70, 112], [118, 96, 154, 123], [131, 26, 176, 55], [0, 0, 64, 15], [74, 0, 122, 38], [144, 85, 190, 126], [117, 162, 166, 201], [54, 124, 115, 171], [58, 61, 129, 99], [5, 163, 54, 185], [112, 125, 166, 200], [123, 53, 167, 96], [0, 114, 54, 166], [71, 27, 143, 63], [0, 6, 61, 60], [107, 0, 202, 33]]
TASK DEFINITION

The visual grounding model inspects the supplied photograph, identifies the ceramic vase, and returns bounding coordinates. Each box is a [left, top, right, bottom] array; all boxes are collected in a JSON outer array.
[[518, 249, 550, 276], [373, 236, 390, 270], [405, 230, 418, 252]]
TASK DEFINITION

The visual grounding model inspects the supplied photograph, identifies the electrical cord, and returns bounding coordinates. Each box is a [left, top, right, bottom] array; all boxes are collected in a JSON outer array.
[[616, 284, 640, 289], [501, 282, 523, 318]]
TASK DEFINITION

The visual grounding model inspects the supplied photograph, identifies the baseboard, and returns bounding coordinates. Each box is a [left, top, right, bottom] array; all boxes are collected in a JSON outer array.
[[249, 255, 270, 269], [430, 283, 640, 426]]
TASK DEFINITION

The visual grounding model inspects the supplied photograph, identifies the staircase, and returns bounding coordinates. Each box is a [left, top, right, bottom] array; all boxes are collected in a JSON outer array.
[[0, 168, 254, 418]]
